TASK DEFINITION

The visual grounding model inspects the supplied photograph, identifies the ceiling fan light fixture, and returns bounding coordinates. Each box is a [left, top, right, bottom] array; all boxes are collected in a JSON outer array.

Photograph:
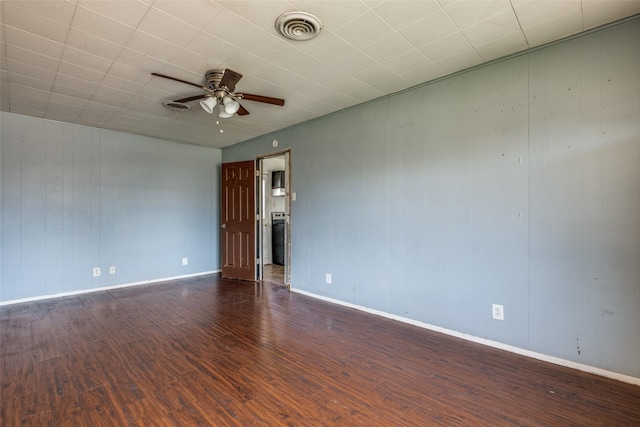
[[218, 104, 233, 118], [223, 96, 240, 114], [200, 96, 217, 114], [275, 11, 322, 41]]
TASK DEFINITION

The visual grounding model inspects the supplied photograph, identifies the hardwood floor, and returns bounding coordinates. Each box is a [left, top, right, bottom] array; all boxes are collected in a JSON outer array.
[[1, 274, 639, 426], [262, 263, 285, 286]]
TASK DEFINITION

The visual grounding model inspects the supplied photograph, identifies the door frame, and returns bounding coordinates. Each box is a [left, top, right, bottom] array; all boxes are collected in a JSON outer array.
[[257, 150, 291, 287]]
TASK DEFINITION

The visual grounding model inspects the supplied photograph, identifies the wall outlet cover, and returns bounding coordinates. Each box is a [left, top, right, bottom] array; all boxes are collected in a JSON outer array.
[[492, 304, 504, 321]]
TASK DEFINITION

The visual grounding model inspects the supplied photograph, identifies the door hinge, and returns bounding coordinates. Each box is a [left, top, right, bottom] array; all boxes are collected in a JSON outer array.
[[256, 170, 260, 177], [256, 214, 260, 220]]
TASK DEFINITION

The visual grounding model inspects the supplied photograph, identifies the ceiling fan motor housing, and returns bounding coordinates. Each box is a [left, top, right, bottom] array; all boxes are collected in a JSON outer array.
[[205, 70, 225, 90]]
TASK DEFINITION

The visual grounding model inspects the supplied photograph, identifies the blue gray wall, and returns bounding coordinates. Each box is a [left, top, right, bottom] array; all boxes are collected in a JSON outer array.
[[223, 19, 640, 378], [1, 112, 221, 302]]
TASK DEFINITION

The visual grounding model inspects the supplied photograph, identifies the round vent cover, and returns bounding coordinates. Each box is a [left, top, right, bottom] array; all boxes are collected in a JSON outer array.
[[275, 11, 322, 41], [162, 100, 190, 111]]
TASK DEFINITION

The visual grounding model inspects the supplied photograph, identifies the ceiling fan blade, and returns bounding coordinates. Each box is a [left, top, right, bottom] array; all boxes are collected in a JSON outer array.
[[173, 94, 208, 103], [237, 93, 285, 106], [151, 72, 208, 91], [237, 104, 250, 116], [219, 69, 243, 92]]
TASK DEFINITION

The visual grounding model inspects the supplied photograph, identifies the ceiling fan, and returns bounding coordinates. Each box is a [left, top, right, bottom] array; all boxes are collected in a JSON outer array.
[[152, 69, 285, 118]]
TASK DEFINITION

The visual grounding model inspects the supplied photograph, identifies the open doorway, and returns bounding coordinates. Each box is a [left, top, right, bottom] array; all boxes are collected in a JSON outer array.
[[258, 151, 290, 287]]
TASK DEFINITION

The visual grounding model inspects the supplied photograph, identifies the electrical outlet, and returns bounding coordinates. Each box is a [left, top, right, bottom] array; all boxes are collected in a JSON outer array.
[[182, 258, 188, 266], [93, 267, 101, 277], [492, 304, 504, 321], [109, 266, 116, 275], [325, 273, 332, 284]]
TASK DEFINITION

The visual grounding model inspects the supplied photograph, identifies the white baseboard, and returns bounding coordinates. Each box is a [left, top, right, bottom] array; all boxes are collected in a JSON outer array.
[[290, 288, 640, 387], [0, 270, 221, 307]]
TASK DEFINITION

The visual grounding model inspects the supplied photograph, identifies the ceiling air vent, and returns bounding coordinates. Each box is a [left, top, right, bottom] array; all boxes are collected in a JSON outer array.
[[162, 100, 190, 111], [275, 12, 322, 41]]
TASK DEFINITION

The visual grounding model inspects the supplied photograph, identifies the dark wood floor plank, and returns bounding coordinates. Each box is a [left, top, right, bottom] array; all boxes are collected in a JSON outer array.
[[2, 274, 639, 426], [77, 384, 130, 426]]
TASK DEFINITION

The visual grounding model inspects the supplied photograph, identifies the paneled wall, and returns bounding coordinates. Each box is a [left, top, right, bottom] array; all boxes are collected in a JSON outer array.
[[223, 19, 640, 378], [1, 113, 221, 302]]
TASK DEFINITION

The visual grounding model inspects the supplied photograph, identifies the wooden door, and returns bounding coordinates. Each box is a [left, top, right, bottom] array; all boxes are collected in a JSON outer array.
[[221, 160, 256, 280]]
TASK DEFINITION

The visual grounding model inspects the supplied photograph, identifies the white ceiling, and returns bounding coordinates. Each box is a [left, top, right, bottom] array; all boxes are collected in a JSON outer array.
[[1, 1, 639, 149]]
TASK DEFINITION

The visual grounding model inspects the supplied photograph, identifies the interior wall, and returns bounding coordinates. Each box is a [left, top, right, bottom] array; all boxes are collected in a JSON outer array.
[[0, 112, 221, 302], [222, 19, 640, 378]]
